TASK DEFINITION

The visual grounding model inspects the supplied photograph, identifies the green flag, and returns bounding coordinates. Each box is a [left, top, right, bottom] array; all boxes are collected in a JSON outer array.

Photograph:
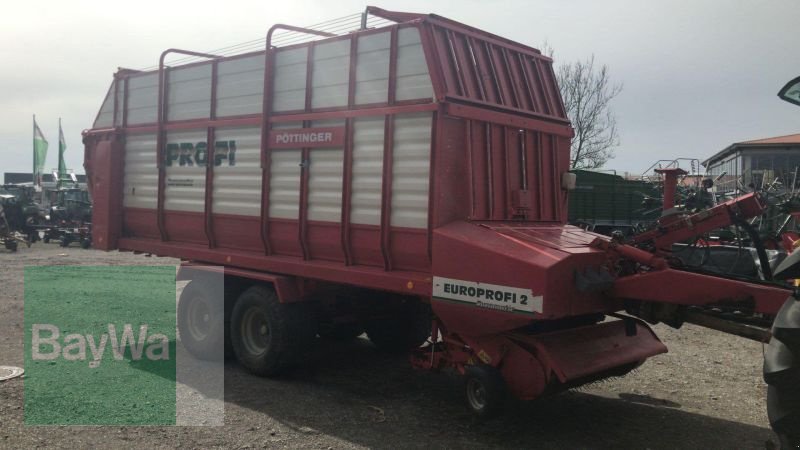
[[58, 119, 68, 184], [33, 116, 48, 186]]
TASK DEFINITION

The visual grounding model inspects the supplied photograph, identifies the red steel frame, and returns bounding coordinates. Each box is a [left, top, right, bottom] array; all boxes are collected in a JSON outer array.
[[84, 10, 794, 413], [82, 10, 588, 299], [86, 8, 789, 320]]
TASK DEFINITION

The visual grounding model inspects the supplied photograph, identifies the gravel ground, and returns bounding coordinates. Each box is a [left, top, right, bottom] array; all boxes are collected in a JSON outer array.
[[0, 243, 780, 449]]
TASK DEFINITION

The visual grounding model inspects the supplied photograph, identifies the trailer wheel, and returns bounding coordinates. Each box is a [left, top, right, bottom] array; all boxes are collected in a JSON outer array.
[[763, 296, 800, 447], [464, 365, 506, 418], [365, 303, 430, 352], [177, 280, 226, 361], [231, 285, 316, 376]]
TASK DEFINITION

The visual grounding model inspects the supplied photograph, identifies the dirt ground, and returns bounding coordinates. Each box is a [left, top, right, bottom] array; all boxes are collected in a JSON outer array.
[[0, 243, 781, 449]]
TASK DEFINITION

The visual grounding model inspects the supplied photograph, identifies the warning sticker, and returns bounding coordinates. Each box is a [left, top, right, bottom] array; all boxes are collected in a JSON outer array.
[[432, 276, 542, 315]]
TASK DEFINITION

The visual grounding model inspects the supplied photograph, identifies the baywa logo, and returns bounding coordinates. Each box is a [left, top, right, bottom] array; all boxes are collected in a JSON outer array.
[[31, 323, 170, 368], [24, 265, 179, 425], [24, 265, 225, 426]]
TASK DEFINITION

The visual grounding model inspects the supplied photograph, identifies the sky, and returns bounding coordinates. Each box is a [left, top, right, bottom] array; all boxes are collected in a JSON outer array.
[[1, 0, 798, 176]]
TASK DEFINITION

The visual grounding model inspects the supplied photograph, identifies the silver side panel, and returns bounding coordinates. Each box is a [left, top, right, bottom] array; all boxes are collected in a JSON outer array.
[[311, 40, 350, 109], [93, 81, 116, 128], [167, 63, 212, 121], [122, 132, 158, 209], [212, 126, 262, 217], [268, 149, 301, 219], [350, 116, 385, 226], [217, 55, 265, 118], [395, 28, 433, 101], [391, 112, 432, 228], [164, 129, 207, 212], [355, 32, 391, 105], [272, 47, 308, 112], [308, 148, 344, 222], [127, 73, 159, 125]]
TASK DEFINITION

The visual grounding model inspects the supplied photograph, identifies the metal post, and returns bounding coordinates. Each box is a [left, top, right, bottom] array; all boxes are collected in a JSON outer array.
[[655, 168, 687, 211]]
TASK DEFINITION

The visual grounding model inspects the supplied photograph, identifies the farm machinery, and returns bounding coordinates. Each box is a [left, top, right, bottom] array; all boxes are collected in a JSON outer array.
[[41, 187, 92, 248], [0, 184, 43, 251], [0, 193, 32, 252], [82, 7, 800, 446]]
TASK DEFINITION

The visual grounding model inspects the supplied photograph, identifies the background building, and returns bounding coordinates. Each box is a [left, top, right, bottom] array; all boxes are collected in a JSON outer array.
[[702, 133, 800, 193]]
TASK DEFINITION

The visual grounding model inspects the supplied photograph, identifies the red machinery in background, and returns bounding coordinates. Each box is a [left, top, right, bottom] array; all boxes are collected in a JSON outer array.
[[83, 7, 800, 446]]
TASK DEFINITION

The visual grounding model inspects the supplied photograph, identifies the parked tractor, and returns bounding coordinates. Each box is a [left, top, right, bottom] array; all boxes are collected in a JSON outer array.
[[83, 7, 800, 446], [0, 194, 31, 252], [0, 183, 45, 243], [41, 187, 92, 248]]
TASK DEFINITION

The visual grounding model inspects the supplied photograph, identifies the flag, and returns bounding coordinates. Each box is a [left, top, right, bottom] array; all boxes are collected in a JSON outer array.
[[33, 116, 48, 186], [58, 119, 68, 184]]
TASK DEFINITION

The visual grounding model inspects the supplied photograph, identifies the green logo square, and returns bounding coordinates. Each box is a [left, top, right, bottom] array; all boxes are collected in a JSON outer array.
[[24, 266, 177, 425]]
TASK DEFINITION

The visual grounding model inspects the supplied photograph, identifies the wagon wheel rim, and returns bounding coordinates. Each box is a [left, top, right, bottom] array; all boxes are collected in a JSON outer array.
[[466, 377, 488, 411], [186, 296, 211, 342], [241, 308, 270, 357]]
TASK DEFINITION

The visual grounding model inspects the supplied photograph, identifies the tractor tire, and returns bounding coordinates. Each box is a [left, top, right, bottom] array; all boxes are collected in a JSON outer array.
[[230, 285, 316, 377], [365, 302, 431, 353], [177, 280, 226, 361], [763, 295, 800, 448], [464, 364, 507, 419]]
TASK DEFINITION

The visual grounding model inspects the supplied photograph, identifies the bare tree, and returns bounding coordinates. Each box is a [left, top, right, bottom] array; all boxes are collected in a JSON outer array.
[[554, 54, 622, 169]]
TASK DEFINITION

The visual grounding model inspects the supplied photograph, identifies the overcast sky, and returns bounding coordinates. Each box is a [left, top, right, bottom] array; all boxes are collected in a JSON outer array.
[[1, 0, 798, 176]]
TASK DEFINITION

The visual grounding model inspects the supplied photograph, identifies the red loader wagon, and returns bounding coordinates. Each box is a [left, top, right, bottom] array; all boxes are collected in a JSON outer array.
[[83, 7, 800, 445]]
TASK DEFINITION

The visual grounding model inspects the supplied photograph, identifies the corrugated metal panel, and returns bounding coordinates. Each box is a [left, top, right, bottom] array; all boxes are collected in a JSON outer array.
[[351, 116, 385, 225], [396, 28, 433, 101], [167, 63, 212, 121], [391, 112, 432, 228], [217, 55, 265, 118], [123, 132, 158, 209], [355, 32, 390, 105], [93, 81, 116, 128], [308, 149, 344, 221], [269, 149, 301, 219], [126, 73, 159, 125], [426, 22, 568, 122], [213, 126, 262, 217], [273, 47, 308, 112], [164, 129, 207, 212], [312, 40, 350, 109]]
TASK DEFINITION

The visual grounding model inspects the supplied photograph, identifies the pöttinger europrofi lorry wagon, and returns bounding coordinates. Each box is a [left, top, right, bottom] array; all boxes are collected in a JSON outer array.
[[83, 7, 800, 445]]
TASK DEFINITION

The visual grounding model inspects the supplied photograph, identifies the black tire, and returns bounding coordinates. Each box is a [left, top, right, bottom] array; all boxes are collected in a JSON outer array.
[[7, 241, 18, 252], [43, 235, 50, 244], [318, 322, 364, 341], [80, 239, 91, 249], [763, 296, 800, 448], [365, 302, 430, 352], [177, 280, 226, 361], [59, 237, 70, 247], [231, 285, 316, 376], [464, 365, 506, 418]]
